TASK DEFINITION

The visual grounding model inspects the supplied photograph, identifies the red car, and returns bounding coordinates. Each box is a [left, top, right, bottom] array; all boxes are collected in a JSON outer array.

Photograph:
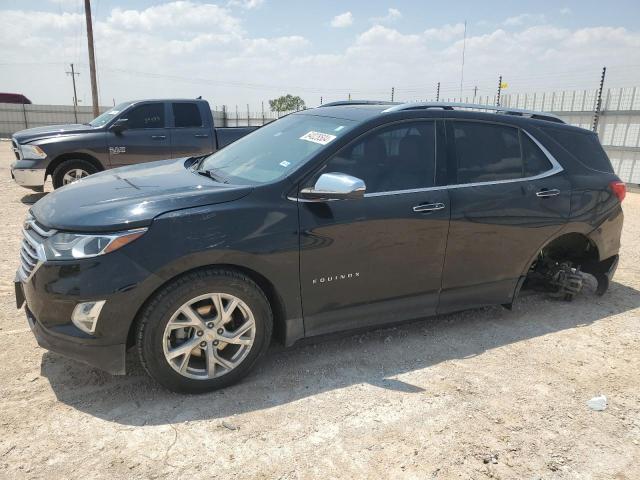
[[0, 93, 31, 104]]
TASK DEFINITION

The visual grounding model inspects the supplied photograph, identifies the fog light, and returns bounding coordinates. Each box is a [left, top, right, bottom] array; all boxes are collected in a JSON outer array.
[[71, 300, 106, 334]]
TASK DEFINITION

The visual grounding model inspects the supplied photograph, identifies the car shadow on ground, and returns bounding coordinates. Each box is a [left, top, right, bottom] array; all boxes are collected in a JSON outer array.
[[40, 282, 640, 426], [21, 192, 47, 205]]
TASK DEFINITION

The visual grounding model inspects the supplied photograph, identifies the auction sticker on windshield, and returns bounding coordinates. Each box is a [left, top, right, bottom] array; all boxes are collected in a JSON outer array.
[[300, 131, 337, 145]]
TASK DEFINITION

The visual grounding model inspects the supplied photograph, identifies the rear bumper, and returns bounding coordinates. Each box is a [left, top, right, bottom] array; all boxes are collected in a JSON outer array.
[[11, 165, 45, 188], [25, 305, 126, 375]]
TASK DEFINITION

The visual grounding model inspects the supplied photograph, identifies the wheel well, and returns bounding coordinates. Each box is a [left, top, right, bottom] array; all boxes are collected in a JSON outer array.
[[538, 233, 599, 265], [46, 152, 104, 178], [126, 264, 288, 349]]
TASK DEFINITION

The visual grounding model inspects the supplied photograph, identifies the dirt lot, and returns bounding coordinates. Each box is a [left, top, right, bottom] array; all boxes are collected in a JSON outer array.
[[0, 140, 638, 479]]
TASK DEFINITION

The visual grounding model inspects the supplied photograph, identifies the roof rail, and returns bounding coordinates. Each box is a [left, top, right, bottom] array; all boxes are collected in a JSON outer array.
[[381, 102, 565, 124], [319, 100, 400, 108]]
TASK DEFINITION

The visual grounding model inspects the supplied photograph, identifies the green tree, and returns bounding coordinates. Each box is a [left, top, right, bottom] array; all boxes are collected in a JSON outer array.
[[269, 94, 306, 115]]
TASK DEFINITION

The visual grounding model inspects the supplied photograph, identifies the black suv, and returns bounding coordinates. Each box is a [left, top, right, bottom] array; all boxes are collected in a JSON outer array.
[[15, 101, 625, 393]]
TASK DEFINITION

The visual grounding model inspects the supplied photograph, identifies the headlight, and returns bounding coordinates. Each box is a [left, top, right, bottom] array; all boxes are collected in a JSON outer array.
[[21, 144, 47, 159], [43, 228, 147, 260]]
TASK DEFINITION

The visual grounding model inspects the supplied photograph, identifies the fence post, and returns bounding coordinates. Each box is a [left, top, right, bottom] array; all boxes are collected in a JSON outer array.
[[22, 103, 28, 129], [592, 66, 607, 133]]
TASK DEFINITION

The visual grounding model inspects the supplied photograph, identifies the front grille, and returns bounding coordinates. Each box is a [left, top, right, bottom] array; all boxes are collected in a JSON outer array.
[[18, 215, 56, 281], [11, 140, 21, 160]]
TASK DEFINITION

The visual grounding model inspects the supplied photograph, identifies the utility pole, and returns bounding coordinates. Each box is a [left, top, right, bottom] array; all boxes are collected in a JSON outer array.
[[473, 85, 478, 103], [348, 93, 351, 101], [496, 75, 503, 106], [84, 0, 99, 117], [320, 96, 323, 105], [66, 63, 80, 123], [436, 82, 440, 102], [593, 66, 607, 133], [460, 20, 467, 99], [391, 87, 395, 102]]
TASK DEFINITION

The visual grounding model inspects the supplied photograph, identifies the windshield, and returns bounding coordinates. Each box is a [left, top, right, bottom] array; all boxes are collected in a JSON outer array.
[[199, 114, 356, 184], [89, 102, 130, 127]]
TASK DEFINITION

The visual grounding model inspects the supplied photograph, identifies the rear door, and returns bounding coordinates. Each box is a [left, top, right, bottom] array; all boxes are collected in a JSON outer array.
[[438, 119, 572, 313], [170, 102, 214, 158], [298, 120, 451, 336], [108, 102, 170, 167]]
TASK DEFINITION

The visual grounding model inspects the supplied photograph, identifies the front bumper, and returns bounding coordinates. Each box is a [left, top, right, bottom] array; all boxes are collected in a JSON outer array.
[[25, 302, 126, 375], [15, 249, 162, 375], [11, 165, 45, 188]]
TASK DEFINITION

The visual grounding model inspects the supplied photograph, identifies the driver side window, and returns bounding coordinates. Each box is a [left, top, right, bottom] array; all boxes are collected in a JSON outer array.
[[322, 121, 436, 194], [125, 103, 165, 129]]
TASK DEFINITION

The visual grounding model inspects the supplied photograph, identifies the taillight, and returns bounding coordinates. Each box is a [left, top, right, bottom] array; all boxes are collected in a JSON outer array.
[[609, 181, 626, 203]]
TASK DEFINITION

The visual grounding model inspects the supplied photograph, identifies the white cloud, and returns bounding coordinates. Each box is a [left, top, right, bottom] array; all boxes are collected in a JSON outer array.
[[370, 8, 402, 24], [1, 2, 640, 108], [560, 7, 572, 15], [227, 0, 264, 9], [503, 13, 546, 27], [331, 11, 353, 28]]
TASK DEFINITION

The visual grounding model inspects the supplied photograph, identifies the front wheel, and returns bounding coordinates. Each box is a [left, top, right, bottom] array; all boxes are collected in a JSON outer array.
[[136, 269, 273, 393], [52, 159, 98, 189]]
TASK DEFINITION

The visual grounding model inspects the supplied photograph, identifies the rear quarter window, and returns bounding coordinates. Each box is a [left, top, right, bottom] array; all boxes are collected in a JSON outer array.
[[542, 127, 613, 173]]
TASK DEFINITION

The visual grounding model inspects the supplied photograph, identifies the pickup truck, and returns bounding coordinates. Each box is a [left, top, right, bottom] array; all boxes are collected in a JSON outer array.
[[10, 98, 257, 190]]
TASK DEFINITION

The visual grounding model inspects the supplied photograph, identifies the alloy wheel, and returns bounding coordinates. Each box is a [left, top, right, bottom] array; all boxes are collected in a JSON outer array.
[[62, 168, 89, 185], [162, 293, 256, 380]]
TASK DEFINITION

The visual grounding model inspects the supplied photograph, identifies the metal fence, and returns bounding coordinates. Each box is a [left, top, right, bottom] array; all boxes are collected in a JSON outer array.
[[1, 88, 639, 184]]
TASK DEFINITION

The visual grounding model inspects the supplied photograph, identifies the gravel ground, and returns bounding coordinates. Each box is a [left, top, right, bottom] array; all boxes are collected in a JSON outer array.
[[0, 140, 639, 479]]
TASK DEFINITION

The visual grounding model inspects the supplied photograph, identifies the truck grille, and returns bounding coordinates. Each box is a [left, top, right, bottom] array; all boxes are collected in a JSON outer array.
[[19, 215, 56, 281], [11, 140, 21, 160]]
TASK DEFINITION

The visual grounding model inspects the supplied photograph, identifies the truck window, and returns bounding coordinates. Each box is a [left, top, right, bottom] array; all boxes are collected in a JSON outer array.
[[127, 103, 165, 129], [172, 103, 202, 128], [322, 121, 436, 193], [452, 121, 523, 183]]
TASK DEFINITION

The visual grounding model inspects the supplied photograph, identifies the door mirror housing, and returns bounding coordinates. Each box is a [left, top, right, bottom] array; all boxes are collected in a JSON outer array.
[[300, 172, 366, 201], [110, 118, 129, 133]]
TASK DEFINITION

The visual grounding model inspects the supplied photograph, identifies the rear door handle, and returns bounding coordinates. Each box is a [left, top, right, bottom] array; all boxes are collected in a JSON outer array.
[[194, 134, 209, 138], [536, 188, 561, 198], [151, 135, 166, 140], [413, 202, 445, 213]]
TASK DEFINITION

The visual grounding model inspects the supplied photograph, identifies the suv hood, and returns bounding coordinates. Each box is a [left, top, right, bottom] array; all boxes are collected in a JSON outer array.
[[13, 124, 97, 144], [31, 159, 252, 232]]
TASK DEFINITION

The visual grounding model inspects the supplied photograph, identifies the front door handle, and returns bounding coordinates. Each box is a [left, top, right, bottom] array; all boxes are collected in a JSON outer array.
[[536, 188, 561, 198], [413, 202, 445, 213], [151, 135, 166, 140], [194, 134, 209, 138]]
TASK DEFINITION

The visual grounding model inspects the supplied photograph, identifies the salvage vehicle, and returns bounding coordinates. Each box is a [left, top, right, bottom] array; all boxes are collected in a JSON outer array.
[[15, 101, 624, 393], [10, 98, 256, 191]]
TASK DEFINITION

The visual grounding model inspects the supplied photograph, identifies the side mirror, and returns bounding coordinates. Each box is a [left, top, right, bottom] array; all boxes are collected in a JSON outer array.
[[110, 118, 129, 133], [300, 172, 366, 201]]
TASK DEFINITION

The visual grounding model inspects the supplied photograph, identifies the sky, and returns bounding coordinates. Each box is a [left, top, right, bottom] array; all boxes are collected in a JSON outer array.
[[1, 0, 640, 109]]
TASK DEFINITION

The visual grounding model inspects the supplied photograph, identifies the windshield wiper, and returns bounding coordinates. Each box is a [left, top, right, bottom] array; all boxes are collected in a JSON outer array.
[[196, 168, 230, 184]]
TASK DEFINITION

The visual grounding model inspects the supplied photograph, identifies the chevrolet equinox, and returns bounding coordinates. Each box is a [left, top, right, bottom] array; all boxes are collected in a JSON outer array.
[[15, 101, 625, 393]]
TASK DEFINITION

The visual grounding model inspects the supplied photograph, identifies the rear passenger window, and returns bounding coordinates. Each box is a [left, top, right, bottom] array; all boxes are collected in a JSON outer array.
[[452, 122, 523, 183], [173, 103, 203, 128], [522, 133, 553, 176], [126, 103, 164, 129], [542, 127, 614, 173], [323, 121, 435, 194]]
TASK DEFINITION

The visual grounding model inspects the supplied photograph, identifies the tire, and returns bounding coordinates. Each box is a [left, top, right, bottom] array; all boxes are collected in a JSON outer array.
[[136, 269, 273, 393], [52, 159, 98, 189]]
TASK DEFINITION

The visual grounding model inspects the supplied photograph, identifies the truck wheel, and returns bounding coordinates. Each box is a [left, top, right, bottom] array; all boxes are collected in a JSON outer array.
[[136, 269, 273, 393], [52, 159, 97, 189]]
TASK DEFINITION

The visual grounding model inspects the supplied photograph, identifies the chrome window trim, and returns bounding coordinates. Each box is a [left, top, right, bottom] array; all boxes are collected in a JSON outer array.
[[364, 129, 562, 198]]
